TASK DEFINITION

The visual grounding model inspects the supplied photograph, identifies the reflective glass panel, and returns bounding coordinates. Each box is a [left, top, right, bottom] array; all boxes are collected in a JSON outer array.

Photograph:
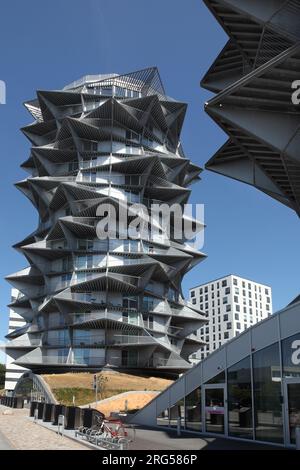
[[157, 409, 169, 427], [287, 383, 300, 445], [170, 398, 185, 428], [282, 333, 300, 378], [185, 388, 202, 431], [205, 388, 225, 434], [228, 356, 253, 439], [253, 342, 283, 443]]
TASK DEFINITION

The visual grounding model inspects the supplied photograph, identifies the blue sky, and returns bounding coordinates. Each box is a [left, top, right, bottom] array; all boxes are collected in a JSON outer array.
[[0, 0, 299, 363]]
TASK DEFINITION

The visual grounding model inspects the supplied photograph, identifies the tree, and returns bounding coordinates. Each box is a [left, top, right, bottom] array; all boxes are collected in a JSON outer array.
[[0, 364, 6, 389]]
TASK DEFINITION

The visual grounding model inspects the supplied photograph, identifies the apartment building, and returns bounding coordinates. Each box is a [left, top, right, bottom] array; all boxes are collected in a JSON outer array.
[[189, 275, 272, 361]]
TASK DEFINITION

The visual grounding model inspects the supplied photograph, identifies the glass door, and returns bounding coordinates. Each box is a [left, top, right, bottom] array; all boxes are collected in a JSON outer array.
[[284, 378, 300, 446], [203, 384, 227, 435]]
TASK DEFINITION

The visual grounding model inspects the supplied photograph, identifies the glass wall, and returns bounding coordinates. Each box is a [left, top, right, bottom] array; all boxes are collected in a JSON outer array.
[[170, 398, 185, 428], [253, 343, 283, 443], [228, 356, 253, 439], [282, 332, 300, 378], [154, 328, 300, 446], [185, 388, 202, 431], [157, 409, 169, 427], [205, 388, 225, 434]]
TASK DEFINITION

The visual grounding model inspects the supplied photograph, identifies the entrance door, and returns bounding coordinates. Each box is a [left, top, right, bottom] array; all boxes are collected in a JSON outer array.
[[203, 384, 227, 435], [284, 378, 300, 446]]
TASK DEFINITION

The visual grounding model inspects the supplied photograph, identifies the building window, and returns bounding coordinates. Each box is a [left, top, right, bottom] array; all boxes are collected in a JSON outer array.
[[253, 342, 283, 443], [227, 322, 232, 330], [228, 356, 253, 440], [236, 322, 241, 330], [265, 288, 269, 295], [223, 297, 228, 304], [192, 299, 196, 305], [235, 314, 239, 320], [233, 278, 238, 286], [234, 296, 238, 303], [191, 291, 195, 298], [223, 314, 228, 322], [224, 332, 229, 340], [236, 305, 240, 312], [185, 388, 202, 431], [282, 333, 300, 395], [222, 280, 227, 287], [225, 287, 230, 295], [205, 286, 208, 293], [157, 409, 169, 427], [226, 304, 231, 312]]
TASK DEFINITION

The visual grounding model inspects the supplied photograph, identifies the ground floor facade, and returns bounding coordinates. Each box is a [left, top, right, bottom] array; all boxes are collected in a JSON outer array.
[[132, 299, 300, 448]]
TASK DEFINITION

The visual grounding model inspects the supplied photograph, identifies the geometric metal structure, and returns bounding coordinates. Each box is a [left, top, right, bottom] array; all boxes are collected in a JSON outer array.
[[202, 0, 300, 216], [5, 67, 207, 375]]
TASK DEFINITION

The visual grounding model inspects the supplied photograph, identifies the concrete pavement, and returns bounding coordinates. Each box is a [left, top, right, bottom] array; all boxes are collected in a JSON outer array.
[[130, 426, 284, 450], [0, 430, 13, 450]]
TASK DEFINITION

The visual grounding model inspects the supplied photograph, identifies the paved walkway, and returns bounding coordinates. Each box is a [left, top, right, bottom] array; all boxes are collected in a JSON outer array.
[[0, 430, 13, 450], [0, 406, 88, 450], [130, 426, 284, 450], [0, 406, 285, 451]]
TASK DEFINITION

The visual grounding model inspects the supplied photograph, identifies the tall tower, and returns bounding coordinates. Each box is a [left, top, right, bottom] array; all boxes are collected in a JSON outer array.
[[5, 68, 207, 376], [202, 0, 300, 215]]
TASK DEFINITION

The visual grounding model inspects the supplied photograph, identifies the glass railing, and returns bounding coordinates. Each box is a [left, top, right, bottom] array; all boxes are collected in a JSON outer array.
[[109, 335, 155, 345], [167, 326, 184, 336]]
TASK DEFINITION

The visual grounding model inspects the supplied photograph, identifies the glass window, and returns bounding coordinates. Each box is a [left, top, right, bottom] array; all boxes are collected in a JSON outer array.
[[228, 356, 253, 440], [253, 342, 283, 443], [205, 387, 225, 434], [233, 278, 238, 286], [185, 388, 202, 431], [206, 371, 225, 384], [282, 332, 300, 378], [157, 409, 169, 427], [170, 398, 185, 428], [222, 280, 227, 287]]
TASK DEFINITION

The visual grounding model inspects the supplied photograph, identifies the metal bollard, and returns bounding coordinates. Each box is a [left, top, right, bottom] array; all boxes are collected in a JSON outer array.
[[34, 408, 39, 422], [295, 426, 300, 450], [58, 414, 65, 436]]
